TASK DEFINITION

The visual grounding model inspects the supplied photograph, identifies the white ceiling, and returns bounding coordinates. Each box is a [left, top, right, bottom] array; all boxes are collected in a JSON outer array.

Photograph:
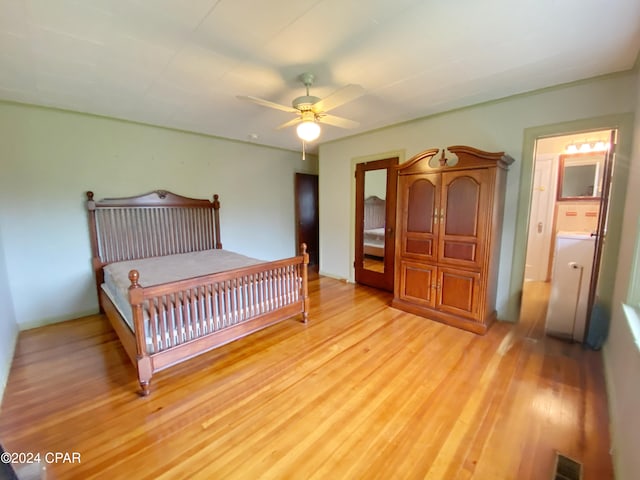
[[1, 0, 639, 153]]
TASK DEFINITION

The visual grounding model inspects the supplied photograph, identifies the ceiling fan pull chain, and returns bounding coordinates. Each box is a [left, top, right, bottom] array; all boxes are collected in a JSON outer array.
[[302, 140, 306, 161]]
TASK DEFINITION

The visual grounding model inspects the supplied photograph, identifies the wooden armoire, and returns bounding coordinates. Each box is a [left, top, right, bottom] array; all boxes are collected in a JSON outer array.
[[392, 145, 514, 334]]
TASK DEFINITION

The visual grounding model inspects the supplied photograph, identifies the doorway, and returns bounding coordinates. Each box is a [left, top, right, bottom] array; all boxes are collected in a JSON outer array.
[[354, 157, 398, 291], [521, 129, 616, 343], [295, 173, 319, 266]]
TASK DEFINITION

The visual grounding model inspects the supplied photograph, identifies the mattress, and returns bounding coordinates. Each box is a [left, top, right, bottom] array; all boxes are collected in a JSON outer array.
[[364, 227, 385, 246], [363, 227, 385, 257], [102, 249, 270, 352]]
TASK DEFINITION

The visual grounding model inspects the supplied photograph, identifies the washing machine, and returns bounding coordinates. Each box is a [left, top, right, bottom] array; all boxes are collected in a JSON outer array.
[[544, 232, 596, 341]]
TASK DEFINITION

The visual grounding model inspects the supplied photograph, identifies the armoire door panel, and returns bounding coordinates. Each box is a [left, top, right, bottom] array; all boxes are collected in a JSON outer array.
[[442, 241, 476, 262], [399, 261, 436, 307], [443, 176, 480, 236], [437, 267, 481, 320], [439, 169, 489, 268], [399, 174, 439, 263], [405, 237, 433, 256], [406, 178, 437, 233]]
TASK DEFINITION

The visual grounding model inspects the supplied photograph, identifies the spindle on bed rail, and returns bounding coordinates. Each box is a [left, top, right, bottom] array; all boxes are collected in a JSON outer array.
[[301, 243, 309, 323], [127, 269, 152, 396]]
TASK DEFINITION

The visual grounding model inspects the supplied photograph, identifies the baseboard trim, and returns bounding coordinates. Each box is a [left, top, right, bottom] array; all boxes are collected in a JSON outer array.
[[0, 323, 18, 408], [18, 308, 98, 331]]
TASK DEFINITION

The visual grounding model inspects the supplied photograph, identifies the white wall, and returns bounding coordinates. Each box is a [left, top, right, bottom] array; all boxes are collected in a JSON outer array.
[[603, 70, 640, 480], [318, 72, 637, 319], [0, 223, 18, 406], [0, 102, 317, 329], [364, 169, 387, 199]]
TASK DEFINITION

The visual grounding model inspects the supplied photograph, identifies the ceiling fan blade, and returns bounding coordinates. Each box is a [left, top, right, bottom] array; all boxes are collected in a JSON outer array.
[[276, 117, 302, 130], [237, 95, 297, 113], [312, 84, 364, 113], [319, 114, 359, 129]]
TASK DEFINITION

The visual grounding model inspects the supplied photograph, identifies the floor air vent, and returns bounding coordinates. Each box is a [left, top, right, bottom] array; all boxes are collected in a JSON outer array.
[[552, 451, 582, 480]]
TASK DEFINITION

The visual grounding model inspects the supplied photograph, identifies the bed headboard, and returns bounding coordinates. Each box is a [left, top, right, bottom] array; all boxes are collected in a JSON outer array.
[[86, 189, 222, 270], [364, 195, 386, 230]]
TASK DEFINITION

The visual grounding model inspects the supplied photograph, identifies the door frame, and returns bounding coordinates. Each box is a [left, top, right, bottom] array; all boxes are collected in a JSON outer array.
[[294, 173, 319, 266], [349, 150, 406, 284], [586, 130, 617, 334], [524, 131, 614, 342], [354, 157, 398, 291], [506, 113, 633, 323]]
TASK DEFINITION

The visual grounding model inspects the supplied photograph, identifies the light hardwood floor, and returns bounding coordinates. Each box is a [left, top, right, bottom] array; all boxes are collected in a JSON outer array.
[[363, 256, 385, 273], [0, 277, 613, 479]]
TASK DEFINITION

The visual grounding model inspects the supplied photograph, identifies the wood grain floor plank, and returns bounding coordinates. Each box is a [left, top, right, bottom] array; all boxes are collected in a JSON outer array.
[[0, 278, 613, 479]]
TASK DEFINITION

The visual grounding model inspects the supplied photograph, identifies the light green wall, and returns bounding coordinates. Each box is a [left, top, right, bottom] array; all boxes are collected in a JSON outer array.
[[603, 70, 640, 480], [0, 222, 18, 406], [319, 71, 637, 320], [0, 102, 318, 329], [364, 169, 387, 199]]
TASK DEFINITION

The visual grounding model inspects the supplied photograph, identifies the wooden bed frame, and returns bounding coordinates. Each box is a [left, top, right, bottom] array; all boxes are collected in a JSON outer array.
[[86, 190, 309, 396], [363, 195, 386, 257]]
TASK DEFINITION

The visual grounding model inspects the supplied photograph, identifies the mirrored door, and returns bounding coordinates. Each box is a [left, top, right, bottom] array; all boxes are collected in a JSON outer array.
[[355, 157, 398, 291]]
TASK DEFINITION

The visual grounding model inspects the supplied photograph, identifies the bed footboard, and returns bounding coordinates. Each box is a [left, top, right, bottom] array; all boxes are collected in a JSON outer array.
[[128, 245, 309, 395]]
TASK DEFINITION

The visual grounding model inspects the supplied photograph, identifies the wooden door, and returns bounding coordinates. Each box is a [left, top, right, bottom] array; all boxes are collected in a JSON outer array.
[[295, 173, 319, 265], [354, 158, 398, 291], [438, 169, 490, 269], [436, 266, 481, 320], [397, 173, 440, 263], [398, 260, 437, 308]]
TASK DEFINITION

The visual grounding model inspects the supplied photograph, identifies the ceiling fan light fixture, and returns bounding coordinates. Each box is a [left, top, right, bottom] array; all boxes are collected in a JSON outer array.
[[297, 120, 321, 142], [239, 72, 362, 145]]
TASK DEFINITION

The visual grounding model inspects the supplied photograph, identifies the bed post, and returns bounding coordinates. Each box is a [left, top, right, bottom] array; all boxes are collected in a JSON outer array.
[[128, 270, 152, 396], [213, 194, 222, 249], [301, 243, 309, 324], [86, 191, 105, 313]]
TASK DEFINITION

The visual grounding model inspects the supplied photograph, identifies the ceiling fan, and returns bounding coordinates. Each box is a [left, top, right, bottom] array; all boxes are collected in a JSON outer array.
[[238, 72, 364, 143]]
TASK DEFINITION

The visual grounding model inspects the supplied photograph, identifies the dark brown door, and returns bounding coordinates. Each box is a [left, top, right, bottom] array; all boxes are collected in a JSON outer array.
[[295, 173, 319, 265], [355, 157, 398, 291]]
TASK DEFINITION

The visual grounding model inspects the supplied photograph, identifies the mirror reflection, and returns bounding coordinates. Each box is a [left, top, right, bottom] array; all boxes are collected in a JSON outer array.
[[363, 169, 387, 272], [557, 152, 605, 200]]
